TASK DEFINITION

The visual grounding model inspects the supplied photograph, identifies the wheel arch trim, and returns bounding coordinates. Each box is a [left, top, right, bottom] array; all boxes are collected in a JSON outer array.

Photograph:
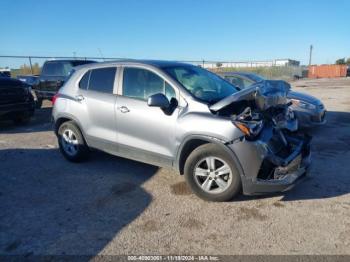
[[54, 113, 89, 145], [175, 135, 245, 178]]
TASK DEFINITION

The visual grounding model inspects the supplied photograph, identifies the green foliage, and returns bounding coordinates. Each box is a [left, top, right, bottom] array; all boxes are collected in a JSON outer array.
[[210, 66, 302, 80], [346, 58, 350, 65], [335, 58, 346, 65]]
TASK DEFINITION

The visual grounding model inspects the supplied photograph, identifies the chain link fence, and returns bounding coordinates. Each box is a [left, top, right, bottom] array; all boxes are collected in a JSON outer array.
[[0, 55, 304, 80], [210, 66, 304, 81], [0, 55, 125, 77]]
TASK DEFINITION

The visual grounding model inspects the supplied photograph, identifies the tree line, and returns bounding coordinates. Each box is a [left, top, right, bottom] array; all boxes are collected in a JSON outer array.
[[335, 58, 350, 65]]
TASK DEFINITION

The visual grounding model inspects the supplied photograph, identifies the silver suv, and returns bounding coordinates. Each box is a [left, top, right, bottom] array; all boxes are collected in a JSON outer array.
[[52, 60, 311, 202]]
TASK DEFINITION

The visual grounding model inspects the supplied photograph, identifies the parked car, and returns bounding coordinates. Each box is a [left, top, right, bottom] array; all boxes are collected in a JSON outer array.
[[52, 60, 311, 202], [0, 70, 11, 77], [219, 72, 326, 128], [17, 74, 39, 86], [0, 77, 35, 123], [33, 60, 95, 108]]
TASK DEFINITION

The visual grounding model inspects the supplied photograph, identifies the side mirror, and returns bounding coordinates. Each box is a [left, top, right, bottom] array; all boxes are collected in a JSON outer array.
[[147, 93, 170, 109]]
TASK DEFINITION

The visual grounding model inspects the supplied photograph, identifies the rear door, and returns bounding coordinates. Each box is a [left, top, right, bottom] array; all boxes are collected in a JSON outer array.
[[77, 67, 118, 152], [115, 66, 179, 167]]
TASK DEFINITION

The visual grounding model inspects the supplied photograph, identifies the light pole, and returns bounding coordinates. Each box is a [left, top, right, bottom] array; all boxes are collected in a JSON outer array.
[[309, 45, 313, 66]]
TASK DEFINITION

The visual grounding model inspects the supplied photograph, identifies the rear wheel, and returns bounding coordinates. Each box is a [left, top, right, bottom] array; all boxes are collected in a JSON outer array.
[[57, 121, 89, 162], [184, 143, 242, 202]]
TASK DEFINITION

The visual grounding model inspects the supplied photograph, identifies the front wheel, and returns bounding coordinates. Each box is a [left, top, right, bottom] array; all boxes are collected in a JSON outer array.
[[184, 143, 242, 202], [57, 121, 89, 162]]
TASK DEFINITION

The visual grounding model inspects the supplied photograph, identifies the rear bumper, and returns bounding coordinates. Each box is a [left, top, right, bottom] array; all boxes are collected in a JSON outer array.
[[229, 128, 312, 195]]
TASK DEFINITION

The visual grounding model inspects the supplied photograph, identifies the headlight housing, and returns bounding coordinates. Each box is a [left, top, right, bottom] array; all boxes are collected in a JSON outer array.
[[231, 107, 264, 139], [233, 120, 264, 139], [290, 99, 316, 110]]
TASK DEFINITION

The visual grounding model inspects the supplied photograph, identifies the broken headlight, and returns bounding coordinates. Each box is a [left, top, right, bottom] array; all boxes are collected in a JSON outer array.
[[232, 107, 264, 139]]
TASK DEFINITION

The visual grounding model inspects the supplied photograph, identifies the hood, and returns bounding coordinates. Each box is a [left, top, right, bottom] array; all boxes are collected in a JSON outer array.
[[210, 80, 291, 112], [0, 78, 28, 90], [288, 90, 321, 105]]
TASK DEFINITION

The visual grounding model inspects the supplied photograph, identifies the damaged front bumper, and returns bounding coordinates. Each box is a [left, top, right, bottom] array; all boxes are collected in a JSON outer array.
[[228, 127, 311, 195]]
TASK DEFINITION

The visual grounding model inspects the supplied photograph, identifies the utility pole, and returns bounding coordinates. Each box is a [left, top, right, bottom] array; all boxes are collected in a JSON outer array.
[[28, 56, 33, 74], [309, 45, 313, 66]]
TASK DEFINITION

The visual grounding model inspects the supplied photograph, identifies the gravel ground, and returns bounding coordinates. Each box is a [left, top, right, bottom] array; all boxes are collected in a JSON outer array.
[[0, 78, 349, 256]]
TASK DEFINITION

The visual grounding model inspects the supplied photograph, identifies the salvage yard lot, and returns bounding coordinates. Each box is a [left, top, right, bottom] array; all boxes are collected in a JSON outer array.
[[0, 78, 350, 255]]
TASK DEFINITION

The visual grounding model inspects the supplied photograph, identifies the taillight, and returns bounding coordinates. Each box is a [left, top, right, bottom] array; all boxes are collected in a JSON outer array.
[[52, 93, 59, 105]]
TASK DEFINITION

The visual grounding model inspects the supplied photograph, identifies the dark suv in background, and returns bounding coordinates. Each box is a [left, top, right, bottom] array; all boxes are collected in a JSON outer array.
[[0, 77, 35, 124], [33, 60, 95, 107]]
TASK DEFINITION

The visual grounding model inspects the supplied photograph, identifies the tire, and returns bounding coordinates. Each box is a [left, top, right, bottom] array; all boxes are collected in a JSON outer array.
[[184, 143, 242, 202], [57, 121, 89, 162]]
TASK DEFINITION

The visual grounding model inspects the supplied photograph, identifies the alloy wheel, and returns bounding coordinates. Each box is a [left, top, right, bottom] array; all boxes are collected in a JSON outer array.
[[61, 128, 79, 156], [194, 156, 232, 194]]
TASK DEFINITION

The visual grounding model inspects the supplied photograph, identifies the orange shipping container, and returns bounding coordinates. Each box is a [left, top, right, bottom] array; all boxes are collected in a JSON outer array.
[[308, 64, 347, 78]]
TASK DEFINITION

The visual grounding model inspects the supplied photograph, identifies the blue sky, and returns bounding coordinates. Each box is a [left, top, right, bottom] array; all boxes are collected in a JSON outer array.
[[0, 0, 349, 67]]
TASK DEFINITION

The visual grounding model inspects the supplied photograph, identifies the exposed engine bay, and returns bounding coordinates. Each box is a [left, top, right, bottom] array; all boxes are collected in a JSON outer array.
[[211, 80, 299, 138], [211, 80, 312, 187]]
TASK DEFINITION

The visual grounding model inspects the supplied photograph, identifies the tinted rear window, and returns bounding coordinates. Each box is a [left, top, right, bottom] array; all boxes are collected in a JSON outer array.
[[41, 62, 64, 76], [87, 67, 116, 93], [42, 61, 95, 77]]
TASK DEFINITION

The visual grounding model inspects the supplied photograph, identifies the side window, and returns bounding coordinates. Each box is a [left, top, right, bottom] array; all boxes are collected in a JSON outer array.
[[242, 78, 254, 88], [227, 76, 244, 89], [88, 67, 116, 93], [165, 82, 176, 101], [62, 63, 74, 77], [123, 68, 176, 101], [79, 71, 90, 90]]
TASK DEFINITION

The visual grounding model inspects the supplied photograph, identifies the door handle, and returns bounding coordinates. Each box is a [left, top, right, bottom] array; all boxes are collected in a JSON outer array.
[[75, 95, 84, 102], [118, 106, 130, 113]]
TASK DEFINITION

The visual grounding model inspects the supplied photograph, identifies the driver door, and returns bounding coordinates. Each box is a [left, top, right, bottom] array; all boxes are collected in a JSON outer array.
[[115, 67, 179, 167]]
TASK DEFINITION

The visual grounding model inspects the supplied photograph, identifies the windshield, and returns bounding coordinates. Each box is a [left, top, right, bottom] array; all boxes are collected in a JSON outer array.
[[163, 65, 238, 104]]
